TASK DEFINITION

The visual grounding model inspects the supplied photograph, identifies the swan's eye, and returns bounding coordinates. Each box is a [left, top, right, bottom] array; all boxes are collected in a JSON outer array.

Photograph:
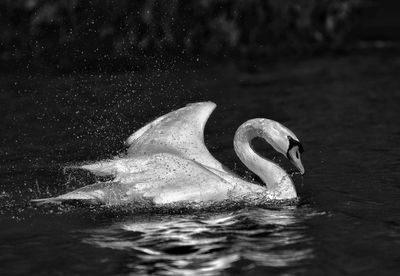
[[287, 136, 303, 159]]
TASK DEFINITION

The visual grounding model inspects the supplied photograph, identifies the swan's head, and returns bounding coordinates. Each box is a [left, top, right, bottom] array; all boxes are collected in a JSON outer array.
[[259, 120, 305, 175]]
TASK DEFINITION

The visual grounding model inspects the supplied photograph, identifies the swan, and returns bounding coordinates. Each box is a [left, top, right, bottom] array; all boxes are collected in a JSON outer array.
[[32, 102, 304, 206]]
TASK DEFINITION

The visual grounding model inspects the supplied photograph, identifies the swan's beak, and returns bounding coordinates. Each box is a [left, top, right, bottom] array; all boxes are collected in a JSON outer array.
[[292, 158, 305, 175], [288, 146, 305, 175]]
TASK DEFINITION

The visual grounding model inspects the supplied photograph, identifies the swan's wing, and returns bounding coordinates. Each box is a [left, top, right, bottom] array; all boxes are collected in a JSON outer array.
[[33, 154, 236, 206], [125, 102, 226, 172]]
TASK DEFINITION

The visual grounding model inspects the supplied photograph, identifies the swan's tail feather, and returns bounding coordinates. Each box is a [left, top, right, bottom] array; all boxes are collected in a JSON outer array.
[[31, 197, 63, 205], [31, 181, 119, 206], [80, 162, 114, 176], [31, 197, 100, 206], [64, 160, 119, 177]]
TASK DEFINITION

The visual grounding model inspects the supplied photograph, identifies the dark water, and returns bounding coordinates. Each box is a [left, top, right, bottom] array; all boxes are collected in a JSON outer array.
[[1, 55, 400, 275]]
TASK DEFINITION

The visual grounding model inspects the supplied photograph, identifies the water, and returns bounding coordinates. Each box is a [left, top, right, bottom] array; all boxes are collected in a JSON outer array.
[[1, 55, 399, 275]]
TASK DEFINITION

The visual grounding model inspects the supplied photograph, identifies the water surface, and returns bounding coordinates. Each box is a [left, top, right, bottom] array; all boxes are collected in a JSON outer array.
[[0, 55, 399, 275]]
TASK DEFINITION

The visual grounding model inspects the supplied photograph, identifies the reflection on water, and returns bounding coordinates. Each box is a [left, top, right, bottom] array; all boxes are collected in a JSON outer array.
[[83, 207, 318, 275]]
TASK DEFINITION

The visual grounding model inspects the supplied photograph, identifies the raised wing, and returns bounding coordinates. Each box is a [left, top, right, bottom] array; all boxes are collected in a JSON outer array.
[[125, 102, 225, 171]]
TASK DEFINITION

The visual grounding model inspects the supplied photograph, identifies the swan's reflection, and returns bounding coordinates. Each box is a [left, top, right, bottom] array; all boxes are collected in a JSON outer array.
[[84, 207, 317, 275]]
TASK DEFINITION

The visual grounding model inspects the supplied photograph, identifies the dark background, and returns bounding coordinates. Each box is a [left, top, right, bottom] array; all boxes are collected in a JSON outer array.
[[1, 0, 400, 72]]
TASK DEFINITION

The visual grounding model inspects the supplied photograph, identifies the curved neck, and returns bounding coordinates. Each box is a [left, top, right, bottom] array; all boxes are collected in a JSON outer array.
[[233, 120, 295, 196]]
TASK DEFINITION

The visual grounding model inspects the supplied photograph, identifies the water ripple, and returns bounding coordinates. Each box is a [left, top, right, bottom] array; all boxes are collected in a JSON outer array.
[[82, 206, 319, 275]]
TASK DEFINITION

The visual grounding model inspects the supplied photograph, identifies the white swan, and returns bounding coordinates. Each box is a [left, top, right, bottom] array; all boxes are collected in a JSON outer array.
[[33, 102, 304, 206]]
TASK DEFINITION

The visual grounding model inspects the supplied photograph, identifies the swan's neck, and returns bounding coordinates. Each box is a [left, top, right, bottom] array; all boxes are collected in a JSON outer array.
[[233, 120, 295, 197]]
